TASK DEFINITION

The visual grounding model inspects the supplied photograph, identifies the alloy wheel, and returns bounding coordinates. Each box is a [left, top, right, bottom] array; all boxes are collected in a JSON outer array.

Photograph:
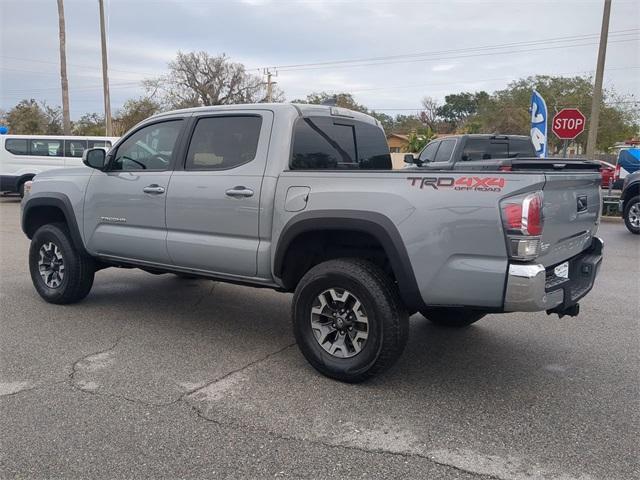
[[38, 241, 65, 288]]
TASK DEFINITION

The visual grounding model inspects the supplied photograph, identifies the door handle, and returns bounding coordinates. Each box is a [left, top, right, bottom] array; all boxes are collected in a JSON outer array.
[[225, 186, 254, 198], [143, 184, 165, 194]]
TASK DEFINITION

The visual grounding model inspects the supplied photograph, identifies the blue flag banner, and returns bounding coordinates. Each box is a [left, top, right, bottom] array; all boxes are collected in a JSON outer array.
[[530, 90, 547, 158]]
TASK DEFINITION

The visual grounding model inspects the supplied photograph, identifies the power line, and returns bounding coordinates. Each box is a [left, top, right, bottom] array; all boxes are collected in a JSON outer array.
[[266, 29, 639, 71]]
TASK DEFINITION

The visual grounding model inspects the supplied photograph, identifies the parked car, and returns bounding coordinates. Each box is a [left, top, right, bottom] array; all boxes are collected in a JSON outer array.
[[595, 160, 617, 188], [614, 148, 640, 190], [0, 134, 119, 197], [21, 104, 603, 382], [619, 170, 640, 234], [404, 134, 537, 169]]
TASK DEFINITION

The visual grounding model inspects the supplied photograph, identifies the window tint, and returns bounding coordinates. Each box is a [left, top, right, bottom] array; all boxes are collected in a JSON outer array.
[[111, 120, 182, 171], [461, 139, 507, 161], [88, 140, 112, 149], [433, 139, 456, 162], [186, 116, 262, 170], [64, 139, 88, 158], [355, 122, 392, 169], [30, 139, 62, 157], [290, 117, 391, 170], [508, 138, 536, 158], [418, 141, 439, 162], [5, 139, 28, 155]]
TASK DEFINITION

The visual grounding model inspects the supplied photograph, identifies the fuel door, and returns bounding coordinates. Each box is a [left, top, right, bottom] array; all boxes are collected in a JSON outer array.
[[285, 186, 311, 212]]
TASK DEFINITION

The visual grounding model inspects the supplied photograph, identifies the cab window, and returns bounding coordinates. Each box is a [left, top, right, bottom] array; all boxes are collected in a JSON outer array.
[[111, 121, 182, 171], [433, 139, 456, 163], [418, 141, 439, 163], [185, 116, 262, 170]]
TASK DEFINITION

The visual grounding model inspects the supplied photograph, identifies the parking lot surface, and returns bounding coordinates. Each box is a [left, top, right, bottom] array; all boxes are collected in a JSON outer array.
[[1, 197, 638, 479]]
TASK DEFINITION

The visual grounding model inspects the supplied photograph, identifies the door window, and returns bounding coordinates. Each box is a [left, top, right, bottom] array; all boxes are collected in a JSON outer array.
[[433, 139, 456, 163], [30, 139, 62, 157], [88, 140, 112, 149], [418, 141, 439, 163], [111, 120, 182, 171], [64, 140, 88, 157], [185, 116, 262, 170]]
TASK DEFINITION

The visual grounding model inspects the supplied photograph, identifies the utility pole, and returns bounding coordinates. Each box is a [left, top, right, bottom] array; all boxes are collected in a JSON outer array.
[[98, 0, 113, 136], [56, 0, 71, 134], [264, 68, 277, 102], [585, 0, 611, 158]]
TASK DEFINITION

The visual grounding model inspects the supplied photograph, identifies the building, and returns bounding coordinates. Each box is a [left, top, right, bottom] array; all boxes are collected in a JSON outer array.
[[386, 133, 409, 153]]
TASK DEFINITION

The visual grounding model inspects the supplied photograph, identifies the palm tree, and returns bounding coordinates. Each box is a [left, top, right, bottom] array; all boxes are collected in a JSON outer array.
[[56, 0, 71, 134]]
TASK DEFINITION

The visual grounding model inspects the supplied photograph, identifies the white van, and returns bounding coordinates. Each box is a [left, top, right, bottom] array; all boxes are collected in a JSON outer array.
[[0, 134, 119, 196]]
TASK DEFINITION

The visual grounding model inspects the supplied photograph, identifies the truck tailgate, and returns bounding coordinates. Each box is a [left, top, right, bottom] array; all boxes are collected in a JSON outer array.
[[538, 172, 601, 267]]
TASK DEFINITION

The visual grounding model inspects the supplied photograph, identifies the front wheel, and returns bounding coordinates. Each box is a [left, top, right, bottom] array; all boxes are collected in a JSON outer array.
[[292, 258, 409, 383], [420, 308, 485, 328], [29, 223, 95, 304], [623, 195, 640, 234]]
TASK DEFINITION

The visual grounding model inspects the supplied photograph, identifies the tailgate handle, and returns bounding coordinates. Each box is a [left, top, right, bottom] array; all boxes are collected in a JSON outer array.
[[577, 195, 588, 212]]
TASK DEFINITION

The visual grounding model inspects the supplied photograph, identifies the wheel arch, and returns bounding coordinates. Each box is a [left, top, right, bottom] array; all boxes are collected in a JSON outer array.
[[22, 194, 88, 255], [274, 210, 422, 311]]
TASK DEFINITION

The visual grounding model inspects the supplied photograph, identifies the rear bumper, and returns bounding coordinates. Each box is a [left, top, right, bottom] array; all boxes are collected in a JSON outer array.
[[504, 236, 603, 313]]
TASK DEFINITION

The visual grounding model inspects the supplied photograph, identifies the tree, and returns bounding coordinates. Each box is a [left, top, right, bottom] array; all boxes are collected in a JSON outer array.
[[56, 0, 71, 134], [392, 114, 428, 135], [370, 111, 394, 132], [5, 99, 62, 134], [419, 96, 441, 131], [73, 113, 105, 136], [404, 129, 436, 153], [145, 51, 282, 109], [113, 97, 161, 135], [436, 91, 489, 130], [292, 92, 369, 113], [476, 76, 638, 152]]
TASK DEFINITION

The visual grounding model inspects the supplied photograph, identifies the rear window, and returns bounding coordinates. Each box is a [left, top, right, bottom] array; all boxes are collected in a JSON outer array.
[[5, 139, 28, 155], [290, 117, 391, 170], [461, 138, 535, 161]]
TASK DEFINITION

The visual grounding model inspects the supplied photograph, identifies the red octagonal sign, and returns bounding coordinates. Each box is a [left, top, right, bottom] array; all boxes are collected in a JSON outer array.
[[552, 108, 586, 140]]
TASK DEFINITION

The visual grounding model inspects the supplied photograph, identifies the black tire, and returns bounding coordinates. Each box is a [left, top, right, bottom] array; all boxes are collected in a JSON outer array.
[[623, 195, 640, 234], [29, 223, 95, 304], [420, 307, 485, 328], [292, 258, 409, 383]]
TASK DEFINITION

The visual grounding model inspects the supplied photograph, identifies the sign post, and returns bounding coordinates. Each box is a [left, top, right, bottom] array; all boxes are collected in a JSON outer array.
[[552, 108, 586, 158]]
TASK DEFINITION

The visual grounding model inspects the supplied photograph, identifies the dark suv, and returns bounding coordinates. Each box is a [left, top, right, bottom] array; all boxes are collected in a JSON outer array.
[[620, 171, 640, 234], [406, 134, 537, 169]]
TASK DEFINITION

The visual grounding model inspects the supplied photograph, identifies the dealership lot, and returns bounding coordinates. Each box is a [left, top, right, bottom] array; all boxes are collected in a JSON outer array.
[[1, 197, 638, 480]]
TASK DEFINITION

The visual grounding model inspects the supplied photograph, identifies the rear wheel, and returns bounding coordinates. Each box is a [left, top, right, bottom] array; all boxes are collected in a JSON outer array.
[[420, 307, 485, 328], [623, 195, 640, 234], [292, 258, 409, 383], [29, 223, 95, 304]]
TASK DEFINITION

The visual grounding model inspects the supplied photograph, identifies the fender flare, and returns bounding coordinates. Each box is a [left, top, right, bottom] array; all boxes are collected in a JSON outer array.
[[22, 193, 88, 255], [274, 210, 423, 311]]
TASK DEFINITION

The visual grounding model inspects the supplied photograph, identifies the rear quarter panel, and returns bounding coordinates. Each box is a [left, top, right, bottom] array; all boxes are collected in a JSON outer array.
[[273, 170, 547, 308]]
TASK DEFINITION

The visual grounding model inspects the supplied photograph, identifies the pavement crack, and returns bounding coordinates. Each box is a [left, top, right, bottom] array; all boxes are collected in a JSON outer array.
[[68, 336, 124, 384], [180, 342, 297, 401], [193, 282, 217, 308]]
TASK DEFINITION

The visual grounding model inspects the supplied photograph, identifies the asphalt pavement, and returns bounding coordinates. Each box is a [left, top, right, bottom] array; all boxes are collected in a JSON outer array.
[[1, 196, 638, 480]]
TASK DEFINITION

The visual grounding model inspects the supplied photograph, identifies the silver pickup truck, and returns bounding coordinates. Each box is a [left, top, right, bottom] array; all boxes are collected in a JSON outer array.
[[21, 104, 603, 382]]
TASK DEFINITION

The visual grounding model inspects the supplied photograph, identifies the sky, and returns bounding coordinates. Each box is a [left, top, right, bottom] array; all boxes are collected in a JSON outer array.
[[1, 0, 638, 120]]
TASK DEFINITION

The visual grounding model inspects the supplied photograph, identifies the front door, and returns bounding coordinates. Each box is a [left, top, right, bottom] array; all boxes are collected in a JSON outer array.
[[165, 111, 273, 277], [83, 119, 185, 265]]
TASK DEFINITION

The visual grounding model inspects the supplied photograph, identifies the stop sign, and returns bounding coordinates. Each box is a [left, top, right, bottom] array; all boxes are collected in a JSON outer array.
[[552, 108, 586, 140]]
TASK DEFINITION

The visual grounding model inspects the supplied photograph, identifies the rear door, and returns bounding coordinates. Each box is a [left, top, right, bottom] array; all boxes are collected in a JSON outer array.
[[165, 110, 273, 276]]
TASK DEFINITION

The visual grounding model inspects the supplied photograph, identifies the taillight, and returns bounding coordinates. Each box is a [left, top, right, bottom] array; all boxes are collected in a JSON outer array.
[[614, 163, 620, 180], [501, 191, 544, 261]]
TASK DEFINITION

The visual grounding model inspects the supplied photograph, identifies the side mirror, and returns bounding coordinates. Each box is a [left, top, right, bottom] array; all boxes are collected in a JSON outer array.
[[83, 148, 107, 170], [404, 154, 415, 164]]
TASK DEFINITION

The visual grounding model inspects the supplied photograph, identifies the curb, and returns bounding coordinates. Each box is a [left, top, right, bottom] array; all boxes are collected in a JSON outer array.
[[600, 215, 623, 223]]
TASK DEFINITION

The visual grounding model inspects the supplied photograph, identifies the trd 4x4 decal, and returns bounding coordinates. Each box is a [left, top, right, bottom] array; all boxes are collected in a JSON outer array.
[[407, 176, 505, 192]]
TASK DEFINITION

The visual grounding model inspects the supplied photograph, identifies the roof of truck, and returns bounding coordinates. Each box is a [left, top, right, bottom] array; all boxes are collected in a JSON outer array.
[[152, 103, 379, 126]]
